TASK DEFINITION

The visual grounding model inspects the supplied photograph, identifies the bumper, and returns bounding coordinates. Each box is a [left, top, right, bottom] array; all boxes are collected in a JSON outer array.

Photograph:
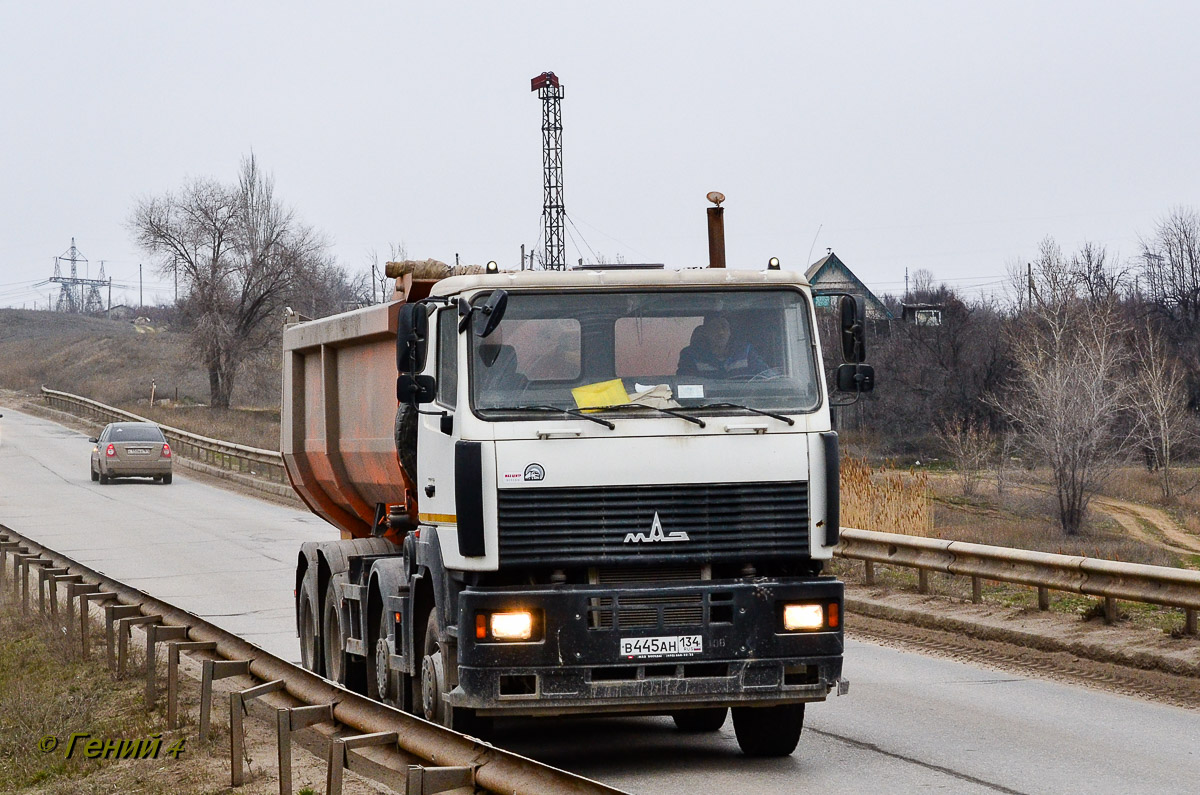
[[105, 461, 172, 477], [453, 577, 843, 716]]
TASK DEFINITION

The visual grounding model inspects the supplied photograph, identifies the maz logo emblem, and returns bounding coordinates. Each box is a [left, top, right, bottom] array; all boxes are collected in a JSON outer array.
[[523, 463, 545, 481], [623, 512, 689, 543]]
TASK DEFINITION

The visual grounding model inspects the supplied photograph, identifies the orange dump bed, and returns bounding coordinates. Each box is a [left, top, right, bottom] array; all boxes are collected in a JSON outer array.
[[281, 300, 414, 540]]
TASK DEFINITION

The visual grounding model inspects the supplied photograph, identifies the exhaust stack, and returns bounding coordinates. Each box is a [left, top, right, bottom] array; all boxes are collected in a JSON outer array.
[[706, 191, 726, 269]]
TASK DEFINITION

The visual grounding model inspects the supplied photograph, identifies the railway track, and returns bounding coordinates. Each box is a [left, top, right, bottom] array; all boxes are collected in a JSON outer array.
[[0, 522, 626, 795]]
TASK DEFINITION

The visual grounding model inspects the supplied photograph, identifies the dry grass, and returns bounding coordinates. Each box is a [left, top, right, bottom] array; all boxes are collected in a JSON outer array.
[[841, 456, 932, 536], [0, 593, 204, 793], [137, 405, 282, 452], [0, 309, 281, 410], [1101, 466, 1200, 512]]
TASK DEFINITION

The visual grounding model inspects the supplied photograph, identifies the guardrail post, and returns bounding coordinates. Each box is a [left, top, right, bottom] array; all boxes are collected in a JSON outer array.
[[1186, 609, 1197, 636], [104, 604, 143, 670], [65, 581, 100, 642], [0, 540, 22, 588], [146, 625, 190, 708], [78, 591, 118, 656], [200, 659, 252, 742], [326, 731, 399, 795], [917, 568, 930, 595], [36, 566, 68, 615], [406, 764, 476, 795], [166, 640, 219, 729], [1037, 586, 1050, 611], [12, 553, 43, 611], [116, 614, 162, 678], [863, 560, 875, 585], [277, 704, 336, 795], [49, 573, 83, 620], [1104, 597, 1117, 624], [971, 576, 982, 604], [230, 679, 286, 787]]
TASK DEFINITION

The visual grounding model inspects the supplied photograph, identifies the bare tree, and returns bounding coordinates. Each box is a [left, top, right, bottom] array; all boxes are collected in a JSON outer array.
[[1140, 206, 1200, 322], [1130, 321, 1193, 500], [993, 239, 1132, 535], [936, 416, 993, 497], [129, 155, 327, 407]]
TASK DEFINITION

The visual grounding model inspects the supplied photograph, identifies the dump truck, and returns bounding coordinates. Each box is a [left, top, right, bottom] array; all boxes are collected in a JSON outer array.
[[283, 251, 874, 757]]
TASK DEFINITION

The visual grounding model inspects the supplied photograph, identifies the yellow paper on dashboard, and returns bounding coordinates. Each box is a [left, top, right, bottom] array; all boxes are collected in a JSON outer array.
[[571, 379, 630, 410]]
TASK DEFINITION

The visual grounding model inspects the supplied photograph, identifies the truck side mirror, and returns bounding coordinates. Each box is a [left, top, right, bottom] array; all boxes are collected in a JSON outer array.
[[839, 295, 867, 363], [835, 363, 875, 393], [458, 289, 509, 338], [397, 303, 430, 373], [397, 373, 437, 405]]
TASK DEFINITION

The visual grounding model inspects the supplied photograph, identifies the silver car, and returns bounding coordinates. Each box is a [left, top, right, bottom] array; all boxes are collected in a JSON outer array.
[[90, 422, 173, 484]]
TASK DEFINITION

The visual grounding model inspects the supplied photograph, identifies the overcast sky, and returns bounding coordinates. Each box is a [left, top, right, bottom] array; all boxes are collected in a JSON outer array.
[[2, 2, 1198, 309]]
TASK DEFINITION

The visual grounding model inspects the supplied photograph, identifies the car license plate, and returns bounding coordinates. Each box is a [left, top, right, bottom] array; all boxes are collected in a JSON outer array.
[[620, 635, 702, 658], [127, 448, 151, 455]]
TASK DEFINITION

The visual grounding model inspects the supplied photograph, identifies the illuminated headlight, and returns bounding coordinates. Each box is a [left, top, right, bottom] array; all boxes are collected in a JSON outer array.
[[782, 604, 824, 631], [490, 611, 533, 641]]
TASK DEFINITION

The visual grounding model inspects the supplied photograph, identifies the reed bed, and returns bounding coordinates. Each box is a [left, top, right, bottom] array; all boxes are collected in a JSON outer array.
[[841, 455, 932, 536]]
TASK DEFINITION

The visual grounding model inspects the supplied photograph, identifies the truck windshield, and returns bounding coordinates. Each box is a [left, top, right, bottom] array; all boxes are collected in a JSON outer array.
[[469, 288, 822, 419]]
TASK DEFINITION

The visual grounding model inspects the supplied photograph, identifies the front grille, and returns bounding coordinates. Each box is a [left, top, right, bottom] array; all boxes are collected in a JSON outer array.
[[497, 481, 808, 566], [589, 566, 707, 629]]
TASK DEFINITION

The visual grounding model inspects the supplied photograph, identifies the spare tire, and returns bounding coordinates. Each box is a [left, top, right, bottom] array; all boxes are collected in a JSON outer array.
[[395, 404, 418, 481]]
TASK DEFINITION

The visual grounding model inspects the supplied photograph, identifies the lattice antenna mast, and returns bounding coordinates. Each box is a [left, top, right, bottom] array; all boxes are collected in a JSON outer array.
[[531, 72, 565, 270]]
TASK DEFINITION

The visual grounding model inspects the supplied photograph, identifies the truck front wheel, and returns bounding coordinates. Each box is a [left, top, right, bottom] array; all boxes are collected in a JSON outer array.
[[732, 704, 804, 757], [418, 612, 491, 737]]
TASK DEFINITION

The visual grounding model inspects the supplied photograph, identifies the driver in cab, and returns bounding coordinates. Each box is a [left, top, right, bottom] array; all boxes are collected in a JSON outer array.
[[676, 315, 768, 378]]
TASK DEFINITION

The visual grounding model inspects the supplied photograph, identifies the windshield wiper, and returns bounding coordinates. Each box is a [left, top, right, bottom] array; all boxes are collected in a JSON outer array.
[[586, 403, 706, 428], [487, 405, 615, 429], [689, 402, 795, 426]]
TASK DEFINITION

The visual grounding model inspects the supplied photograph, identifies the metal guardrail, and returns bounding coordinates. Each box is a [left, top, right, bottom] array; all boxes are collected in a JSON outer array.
[[0, 523, 626, 795], [836, 527, 1200, 634], [40, 387, 287, 484]]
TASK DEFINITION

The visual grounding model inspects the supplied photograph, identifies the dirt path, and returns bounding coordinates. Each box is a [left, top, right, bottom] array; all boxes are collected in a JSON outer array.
[[930, 469, 1200, 561], [1090, 494, 1200, 557]]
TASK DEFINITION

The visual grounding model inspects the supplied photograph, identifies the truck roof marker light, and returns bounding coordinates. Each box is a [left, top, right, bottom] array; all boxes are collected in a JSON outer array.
[[486, 261, 499, 274], [768, 257, 781, 270]]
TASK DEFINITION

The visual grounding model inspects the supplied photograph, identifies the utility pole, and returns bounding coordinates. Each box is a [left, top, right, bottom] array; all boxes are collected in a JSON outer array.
[[531, 71, 565, 270], [139, 263, 143, 310], [1027, 262, 1033, 308], [173, 254, 178, 305]]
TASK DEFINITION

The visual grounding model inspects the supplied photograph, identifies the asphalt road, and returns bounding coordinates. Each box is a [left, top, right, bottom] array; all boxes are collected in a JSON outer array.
[[1, 404, 1197, 793]]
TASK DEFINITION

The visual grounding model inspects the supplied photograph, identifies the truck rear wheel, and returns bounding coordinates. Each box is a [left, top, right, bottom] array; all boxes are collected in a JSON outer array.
[[322, 581, 347, 685], [418, 612, 491, 737], [672, 707, 728, 732], [732, 704, 804, 757], [298, 588, 321, 675]]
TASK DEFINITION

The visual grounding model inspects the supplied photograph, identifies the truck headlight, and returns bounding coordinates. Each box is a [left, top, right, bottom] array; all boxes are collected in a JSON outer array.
[[490, 611, 534, 641], [782, 603, 824, 631]]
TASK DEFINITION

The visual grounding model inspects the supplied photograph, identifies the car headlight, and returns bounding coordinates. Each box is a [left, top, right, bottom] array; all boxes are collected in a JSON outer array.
[[782, 603, 824, 631], [489, 611, 534, 641]]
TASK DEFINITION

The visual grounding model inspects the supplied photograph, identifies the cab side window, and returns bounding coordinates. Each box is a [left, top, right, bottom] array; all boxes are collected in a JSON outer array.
[[438, 308, 457, 408]]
